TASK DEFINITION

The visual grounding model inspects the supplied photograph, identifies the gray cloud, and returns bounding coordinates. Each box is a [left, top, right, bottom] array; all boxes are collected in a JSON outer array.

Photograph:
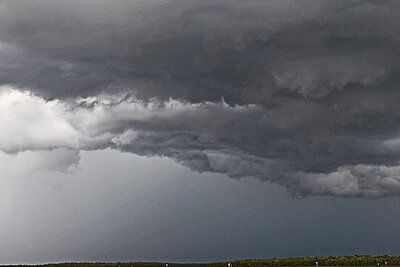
[[284, 164, 400, 198], [1, 0, 398, 102], [0, 0, 400, 197]]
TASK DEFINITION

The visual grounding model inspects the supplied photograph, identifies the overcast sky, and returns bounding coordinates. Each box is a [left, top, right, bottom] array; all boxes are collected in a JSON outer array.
[[1, 0, 400, 264]]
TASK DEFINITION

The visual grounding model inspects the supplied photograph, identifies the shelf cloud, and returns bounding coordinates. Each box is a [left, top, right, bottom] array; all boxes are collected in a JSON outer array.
[[0, 0, 399, 197]]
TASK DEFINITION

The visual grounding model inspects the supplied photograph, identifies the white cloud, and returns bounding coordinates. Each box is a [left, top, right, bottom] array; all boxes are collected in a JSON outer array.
[[0, 149, 80, 175], [0, 86, 79, 152]]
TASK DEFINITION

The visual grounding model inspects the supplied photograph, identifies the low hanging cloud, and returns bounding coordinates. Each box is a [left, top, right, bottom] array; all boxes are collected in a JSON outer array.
[[0, 148, 80, 175], [0, 88, 79, 152], [0, 0, 400, 198], [2, 85, 400, 198]]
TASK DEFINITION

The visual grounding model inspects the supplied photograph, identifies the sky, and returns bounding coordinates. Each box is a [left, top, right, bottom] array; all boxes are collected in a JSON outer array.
[[0, 0, 400, 264]]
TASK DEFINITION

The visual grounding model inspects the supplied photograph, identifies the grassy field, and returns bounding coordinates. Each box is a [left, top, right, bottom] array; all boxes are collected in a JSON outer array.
[[3, 255, 400, 267]]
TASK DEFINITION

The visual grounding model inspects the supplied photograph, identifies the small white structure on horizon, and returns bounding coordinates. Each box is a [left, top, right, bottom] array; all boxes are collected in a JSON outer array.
[[228, 263, 231, 267], [316, 261, 319, 266]]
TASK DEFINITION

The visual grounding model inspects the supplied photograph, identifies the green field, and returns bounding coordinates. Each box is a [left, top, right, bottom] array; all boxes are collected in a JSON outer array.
[[3, 255, 400, 267]]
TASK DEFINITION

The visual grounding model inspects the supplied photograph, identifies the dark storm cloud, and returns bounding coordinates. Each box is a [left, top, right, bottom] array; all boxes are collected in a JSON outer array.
[[0, 0, 400, 197], [1, 0, 398, 102]]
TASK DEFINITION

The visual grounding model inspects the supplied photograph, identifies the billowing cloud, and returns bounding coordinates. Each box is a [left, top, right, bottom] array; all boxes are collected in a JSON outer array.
[[0, 0, 399, 198], [0, 87, 79, 152], [1, 84, 400, 198], [285, 164, 400, 198]]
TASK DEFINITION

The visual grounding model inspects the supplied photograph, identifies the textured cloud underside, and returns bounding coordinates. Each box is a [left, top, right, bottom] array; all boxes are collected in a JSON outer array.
[[2, 86, 400, 198], [0, 0, 399, 198]]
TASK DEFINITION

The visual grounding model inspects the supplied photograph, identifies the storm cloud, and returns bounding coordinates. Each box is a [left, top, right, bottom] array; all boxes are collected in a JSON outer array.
[[0, 0, 400, 197]]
